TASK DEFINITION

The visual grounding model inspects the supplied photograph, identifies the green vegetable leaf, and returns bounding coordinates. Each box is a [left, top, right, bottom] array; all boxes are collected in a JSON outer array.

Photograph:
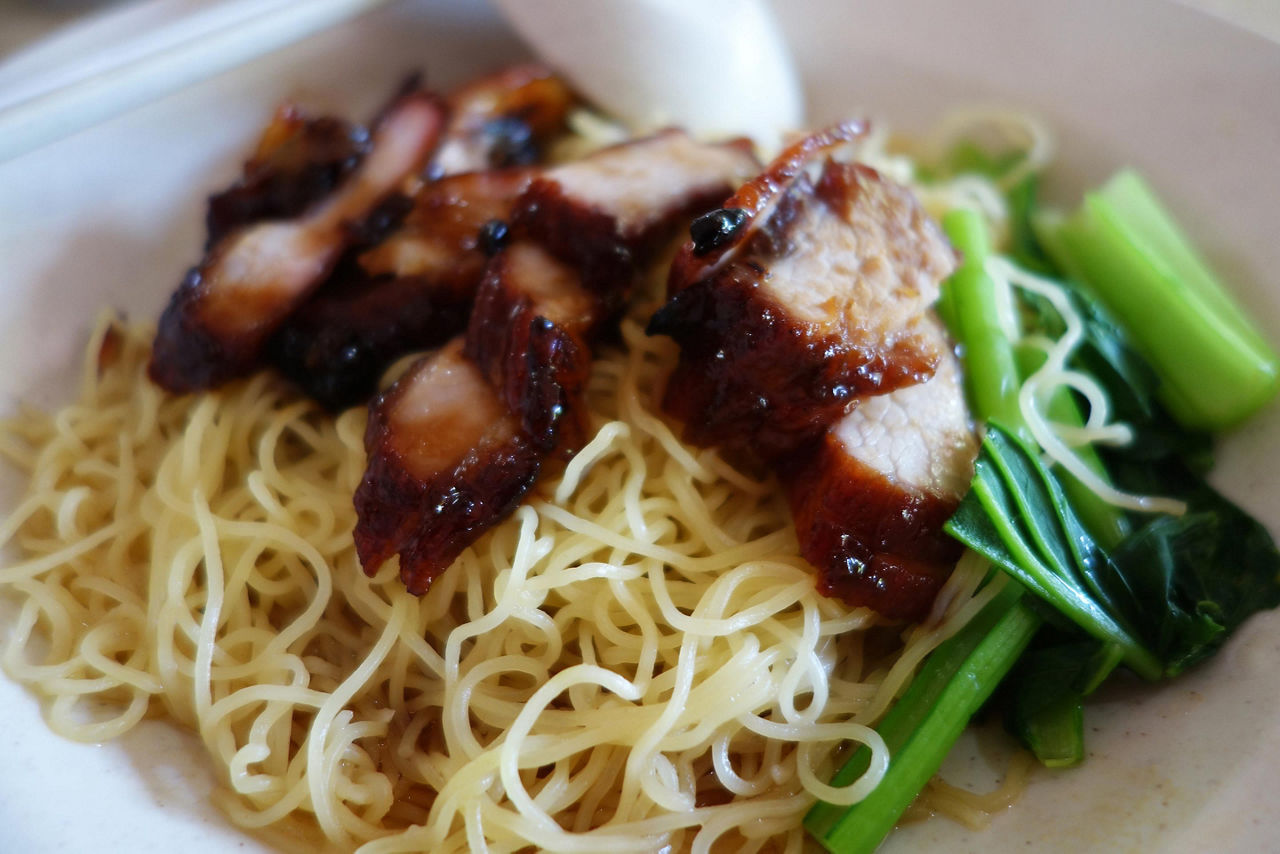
[[1007, 643, 1093, 767], [948, 422, 1280, 680], [1110, 499, 1280, 675], [948, 423, 1162, 679], [1021, 281, 1214, 472]]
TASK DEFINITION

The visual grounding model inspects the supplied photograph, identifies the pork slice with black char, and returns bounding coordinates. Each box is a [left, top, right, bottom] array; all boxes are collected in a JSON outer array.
[[205, 104, 370, 248], [514, 129, 759, 299], [354, 244, 596, 594], [354, 128, 758, 597], [465, 241, 601, 453], [149, 89, 445, 394], [785, 336, 977, 622], [269, 169, 534, 410], [354, 338, 542, 595], [431, 63, 575, 176], [648, 122, 957, 461]]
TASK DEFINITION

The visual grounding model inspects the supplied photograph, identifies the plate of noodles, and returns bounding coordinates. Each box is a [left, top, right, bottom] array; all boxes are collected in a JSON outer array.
[[2, 0, 1279, 852]]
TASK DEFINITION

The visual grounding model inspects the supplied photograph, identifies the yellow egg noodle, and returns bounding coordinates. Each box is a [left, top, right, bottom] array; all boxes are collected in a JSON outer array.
[[0, 114, 1140, 851]]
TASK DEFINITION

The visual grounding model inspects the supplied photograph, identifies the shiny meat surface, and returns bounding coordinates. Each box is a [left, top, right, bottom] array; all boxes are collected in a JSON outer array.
[[432, 64, 574, 176], [786, 342, 977, 621], [465, 241, 599, 451], [515, 130, 758, 292], [357, 169, 532, 280], [351, 132, 756, 592], [540, 130, 758, 239], [651, 124, 956, 460], [354, 339, 542, 594], [150, 90, 444, 393], [270, 169, 533, 410]]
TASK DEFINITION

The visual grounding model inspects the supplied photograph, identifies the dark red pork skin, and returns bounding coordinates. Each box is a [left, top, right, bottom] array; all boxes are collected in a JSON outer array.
[[269, 169, 534, 410], [149, 88, 445, 393], [465, 241, 600, 453], [787, 453, 962, 622], [431, 63, 576, 176], [467, 131, 758, 453], [204, 105, 370, 248], [354, 339, 543, 594], [784, 345, 976, 621], [650, 122, 956, 462], [514, 129, 759, 299], [354, 131, 760, 595], [649, 123, 974, 620]]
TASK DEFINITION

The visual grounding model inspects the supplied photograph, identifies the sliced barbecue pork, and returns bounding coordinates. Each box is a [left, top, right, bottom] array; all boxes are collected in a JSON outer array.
[[264, 65, 580, 409], [515, 129, 759, 297], [354, 338, 542, 594], [786, 338, 977, 621], [649, 122, 957, 461], [431, 63, 575, 176], [465, 241, 601, 452], [354, 131, 760, 595], [204, 105, 370, 248], [149, 89, 445, 393], [269, 169, 534, 409]]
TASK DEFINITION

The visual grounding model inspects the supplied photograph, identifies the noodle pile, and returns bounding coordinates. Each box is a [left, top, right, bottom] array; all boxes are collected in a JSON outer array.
[[0, 299, 998, 851]]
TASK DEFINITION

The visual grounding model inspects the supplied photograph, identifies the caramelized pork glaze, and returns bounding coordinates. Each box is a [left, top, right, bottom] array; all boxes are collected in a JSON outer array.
[[786, 343, 976, 621], [651, 122, 956, 461], [651, 123, 975, 619], [149, 89, 444, 393], [270, 169, 534, 410], [204, 105, 370, 248], [354, 339, 543, 594]]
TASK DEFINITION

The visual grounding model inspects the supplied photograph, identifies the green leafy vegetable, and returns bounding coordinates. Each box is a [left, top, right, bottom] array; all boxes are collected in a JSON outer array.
[[809, 158, 1280, 854], [1006, 643, 1095, 767], [948, 422, 1280, 679], [947, 423, 1164, 679], [1019, 281, 1213, 474], [1014, 343, 1131, 549]]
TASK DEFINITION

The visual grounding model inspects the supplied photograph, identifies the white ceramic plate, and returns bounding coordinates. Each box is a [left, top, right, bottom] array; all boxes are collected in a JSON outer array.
[[2, 0, 1278, 851]]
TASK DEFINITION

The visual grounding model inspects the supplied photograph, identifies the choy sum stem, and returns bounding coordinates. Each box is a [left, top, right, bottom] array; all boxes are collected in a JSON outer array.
[[805, 584, 1038, 853], [1039, 170, 1279, 430]]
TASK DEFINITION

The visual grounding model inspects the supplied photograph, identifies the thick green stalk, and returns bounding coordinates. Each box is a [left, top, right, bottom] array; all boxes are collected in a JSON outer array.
[[805, 584, 1039, 852], [1040, 171, 1279, 430], [942, 209, 1025, 435]]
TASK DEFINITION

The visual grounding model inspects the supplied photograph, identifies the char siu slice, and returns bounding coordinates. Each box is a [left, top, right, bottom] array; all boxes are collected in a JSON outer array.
[[465, 241, 600, 452], [785, 337, 977, 621], [204, 105, 370, 248], [649, 122, 957, 461], [354, 338, 542, 594], [269, 169, 534, 410], [431, 63, 575, 176], [150, 90, 445, 393], [514, 129, 759, 296]]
